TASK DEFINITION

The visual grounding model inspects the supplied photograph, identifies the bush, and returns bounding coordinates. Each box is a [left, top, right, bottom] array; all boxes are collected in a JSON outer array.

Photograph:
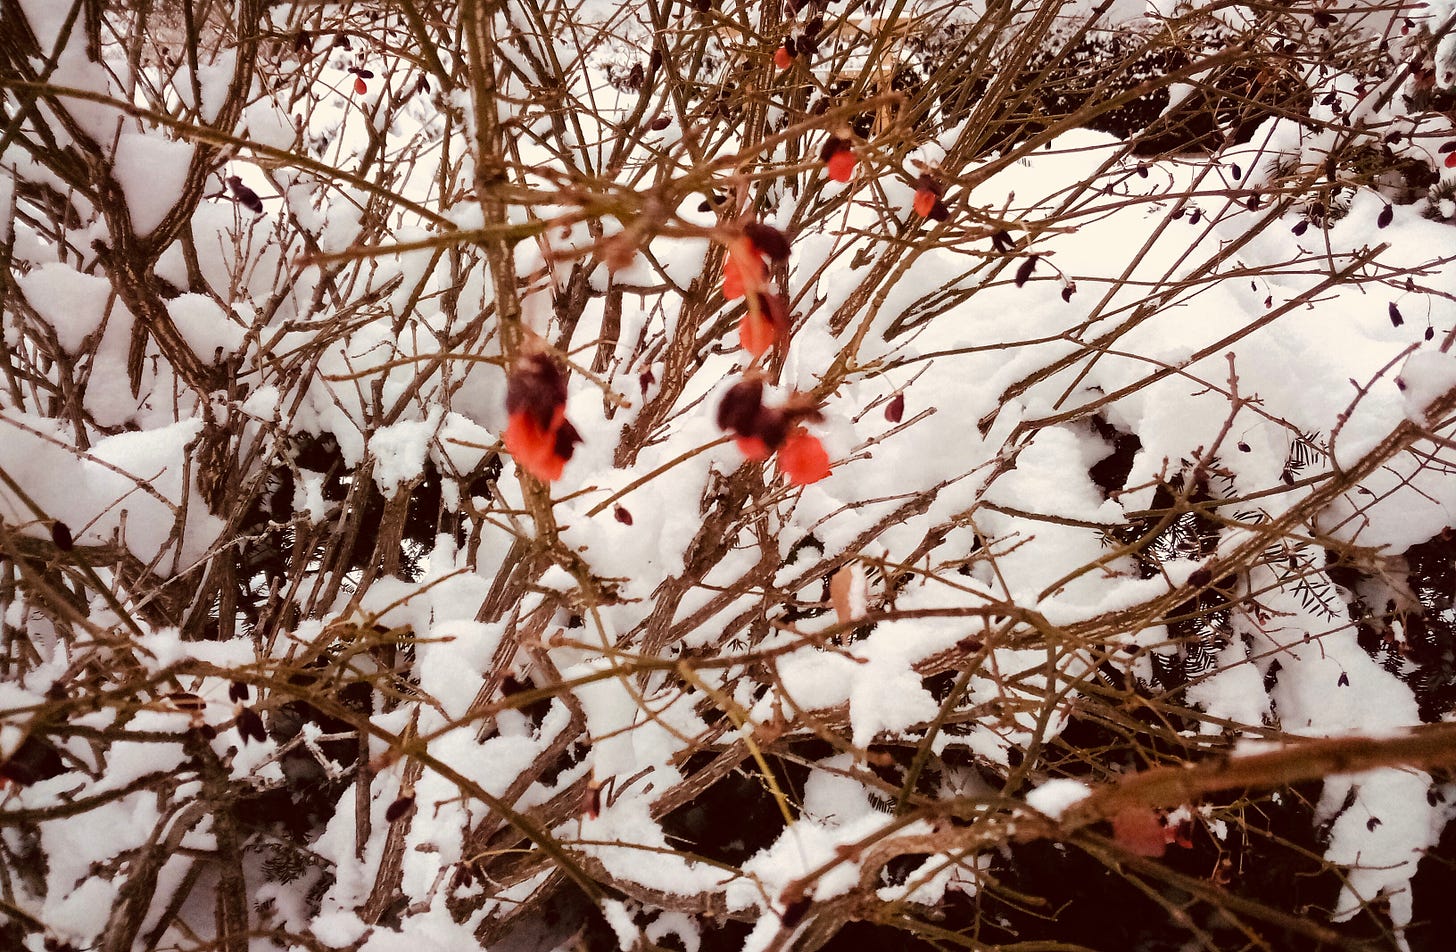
[[3, 1, 1456, 950]]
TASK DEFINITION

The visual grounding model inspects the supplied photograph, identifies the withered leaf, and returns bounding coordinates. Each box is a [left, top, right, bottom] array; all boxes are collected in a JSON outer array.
[[237, 708, 267, 744], [386, 794, 416, 822], [742, 222, 791, 261], [51, 521, 73, 551], [830, 562, 865, 627]]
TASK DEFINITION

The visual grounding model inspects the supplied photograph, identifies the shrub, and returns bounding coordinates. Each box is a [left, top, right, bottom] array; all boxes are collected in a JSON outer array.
[[3, 1, 1456, 950]]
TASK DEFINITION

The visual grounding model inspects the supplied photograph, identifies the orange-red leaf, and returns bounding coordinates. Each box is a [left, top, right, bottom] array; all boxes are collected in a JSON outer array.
[[739, 291, 788, 358], [736, 435, 773, 461], [506, 409, 568, 482], [739, 311, 775, 358], [722, 255, 746, 300], [779, 430, 830, 485], [723, 236, 768, 301], [827, 148, 855, 183]]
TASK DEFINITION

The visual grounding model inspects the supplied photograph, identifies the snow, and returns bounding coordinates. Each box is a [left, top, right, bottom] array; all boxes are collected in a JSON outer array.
[[369, 408, 442, 495], [1323, 768, 1442, 948], [1397, 348, 1456, 423], [167, 293, 245, 358], [17, 264, 111, 353], [6, 4, 1456, 949], [1025, 778, 1093, 819], [0, 413, 223, 564], [111, 133, 195, 237]]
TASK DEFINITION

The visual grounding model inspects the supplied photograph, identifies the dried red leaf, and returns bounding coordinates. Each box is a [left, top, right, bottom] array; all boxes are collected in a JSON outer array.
[[386, 794, 415, 823], [884, 393, 904, 423], [779, 896, 811, 927], [553, 419, 581, 461], [779, 429, 831, 485], [581, 779, 602, 820], [51, 521, 73, 551], [1112, 807, 1166, 858], [717, 379, 765, 433], [914, 173, 943, 197], [237, 707, 267, 744], [506, 354, 568, 431], [742, 223, 791, 261], [1015, 255, 1037, 287], [226, 176, 264, 214]]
